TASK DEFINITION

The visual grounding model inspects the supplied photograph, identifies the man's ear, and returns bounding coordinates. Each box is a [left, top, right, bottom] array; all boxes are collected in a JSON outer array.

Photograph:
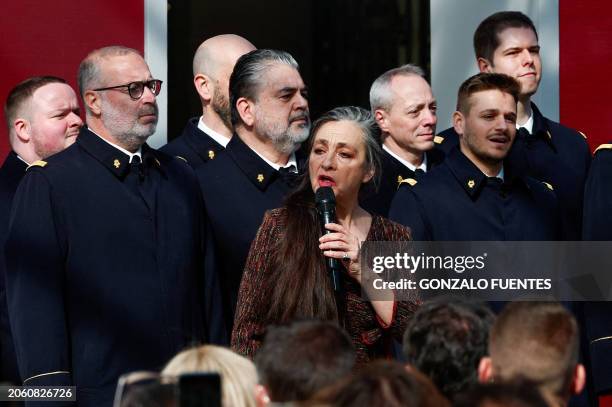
[[83, 90, 102, 116], [452, 111, 465, 137], [236, 97, 255, 127], [571, 364, 586, 395], [194, 73, 213, 103], [255, 384, 271, 407], [14, 118, 31, 143], [374, 109, 390, 133], [478, 57, 494, 73], [478, 356, 494, 383]]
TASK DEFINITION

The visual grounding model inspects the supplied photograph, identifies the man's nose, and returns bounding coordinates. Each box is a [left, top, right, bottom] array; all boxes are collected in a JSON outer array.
[[141, 85, 157, 102], [294, 92, 308, 110], [69, 112, 83, 127], [521, 49, 534, 65], [422, 108, 437, 127]]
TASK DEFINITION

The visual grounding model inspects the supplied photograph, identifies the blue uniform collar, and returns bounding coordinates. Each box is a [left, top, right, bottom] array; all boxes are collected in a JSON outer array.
[[77, 126, 164, 179], [382, 148, 444, 187], [445, 147, 523, 199], [527, 103, 556, 150], [0, 151, 28, 194], [225, 133, 304, 191], [2, 150, 28, 176], [182, 117, 224, 162]]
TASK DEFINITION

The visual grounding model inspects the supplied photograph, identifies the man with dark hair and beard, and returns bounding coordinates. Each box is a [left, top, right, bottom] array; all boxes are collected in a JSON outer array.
[[5, 46, 209, 407], [197, 49, 310, 341], [160, 34, 255, 167]]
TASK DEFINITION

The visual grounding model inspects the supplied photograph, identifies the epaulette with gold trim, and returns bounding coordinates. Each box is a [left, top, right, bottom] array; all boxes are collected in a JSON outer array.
[[594, 144, 612, 154], [398, 178, 417, 187], [434, 135, 444, 144], [26, 160, 47, 171]]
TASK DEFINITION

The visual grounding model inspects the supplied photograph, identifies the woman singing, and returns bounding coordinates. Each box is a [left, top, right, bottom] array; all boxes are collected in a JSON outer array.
[[231, 106, 418, 364]]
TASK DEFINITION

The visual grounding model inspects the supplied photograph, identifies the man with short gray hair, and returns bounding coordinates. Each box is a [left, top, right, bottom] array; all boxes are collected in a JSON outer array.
[[362, 64, 443, 216], [197, 49, 310, 340], [5, 46, 209, 407]]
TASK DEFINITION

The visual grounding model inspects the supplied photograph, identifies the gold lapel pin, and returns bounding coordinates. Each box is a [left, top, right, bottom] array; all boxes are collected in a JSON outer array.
[[257, 174, 264, 183], [467, 179, 475, 189], [113, 159, 121, 169], [208, 150, 215, 160]]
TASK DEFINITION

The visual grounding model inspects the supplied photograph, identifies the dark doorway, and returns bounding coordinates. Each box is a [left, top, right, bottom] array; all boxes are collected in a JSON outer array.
[[167, 0, 430, 140]]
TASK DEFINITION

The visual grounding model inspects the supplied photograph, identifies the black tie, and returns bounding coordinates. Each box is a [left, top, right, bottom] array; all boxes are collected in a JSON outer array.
[[126, 155, 142, 195], [517, 127, 530, 139], [487, 176, 503, 186], [278, 165, 298, 187], [487, 177, 506, 197]]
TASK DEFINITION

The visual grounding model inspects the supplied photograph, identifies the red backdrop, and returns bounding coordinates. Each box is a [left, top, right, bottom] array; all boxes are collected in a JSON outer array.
[[0, 0, 144, 161], [560, 0, 612, 151], [2, 1, 611, 155]]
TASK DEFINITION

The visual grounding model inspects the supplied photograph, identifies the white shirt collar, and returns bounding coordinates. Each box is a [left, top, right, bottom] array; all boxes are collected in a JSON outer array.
[[198, 117, 230, 148], [251, 148, 298, 172], [383, 144, 427, 172], [517, 113, 534, 135], [496, 166, 505, 182], [16, 154, 29, 165], [90, 129, 142, 162]]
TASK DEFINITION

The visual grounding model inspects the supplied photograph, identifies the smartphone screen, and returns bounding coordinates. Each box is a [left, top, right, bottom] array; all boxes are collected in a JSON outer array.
[[178, 372, 221, 407]]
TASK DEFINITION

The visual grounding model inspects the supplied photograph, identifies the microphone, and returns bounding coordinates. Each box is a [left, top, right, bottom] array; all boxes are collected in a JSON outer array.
[[315, 186, 342, 292]]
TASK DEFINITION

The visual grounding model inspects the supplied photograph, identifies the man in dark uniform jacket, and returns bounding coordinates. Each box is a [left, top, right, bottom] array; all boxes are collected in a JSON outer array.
[[5, 46, 208, 407], [361, 64, 444, 217], [160, 34, 255, 167], [436, 11, 590, 240], [582, 143, 612, 402], [389, 73, 559, 241], [0, 76, 82, 385], [197, 49, 309, 339]]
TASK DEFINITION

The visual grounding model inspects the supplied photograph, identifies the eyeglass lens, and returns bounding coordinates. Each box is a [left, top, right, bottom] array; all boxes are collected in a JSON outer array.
[[128, 80, 162, 99]]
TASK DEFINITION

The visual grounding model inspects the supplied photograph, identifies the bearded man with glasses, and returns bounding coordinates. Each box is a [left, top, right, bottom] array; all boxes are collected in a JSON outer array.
[[4, 46, 214, 407]]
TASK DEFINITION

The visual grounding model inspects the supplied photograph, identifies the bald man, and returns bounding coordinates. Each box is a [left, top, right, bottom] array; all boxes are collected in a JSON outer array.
[[161, 34, 255, 167]]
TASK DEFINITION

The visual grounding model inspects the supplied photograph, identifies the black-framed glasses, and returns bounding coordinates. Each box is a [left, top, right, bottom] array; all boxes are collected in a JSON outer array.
[[93, 79, 163, 100]]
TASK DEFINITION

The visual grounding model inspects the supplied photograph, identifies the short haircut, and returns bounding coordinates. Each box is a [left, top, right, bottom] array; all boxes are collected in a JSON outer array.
[[402, 298, 494, 400], [369, 64, 427, 112], [454, 380, 549, 407], [456, 72, 520, 114], [489, 302, 579, 400], [229, 49, 299, 126], [254, 320, 355, 402], [474, 11, 539, 63], [4, 76, 67, 135], [77, 45, 142, 98], [307, 360, 450, 407]]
